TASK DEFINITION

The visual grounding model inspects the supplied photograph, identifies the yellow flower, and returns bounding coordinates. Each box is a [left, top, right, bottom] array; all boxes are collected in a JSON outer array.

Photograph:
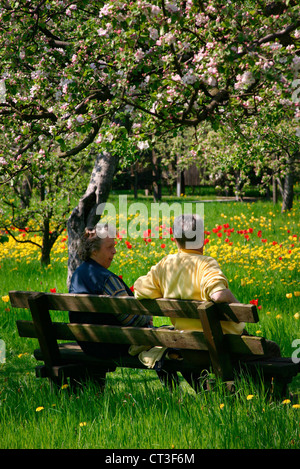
[[282, 399, 291, 405], [292, 404, 300, 409], [246, 394, 254, 400], [36, 406, 44, 412], [219, 403, 225, 409], [61, 384, 69, 389], [294, 313, 300, 320], [294, 292, 300, 297], [1, 295, 9, 303], [286, 293, 293, 299], [79, 422, 87, 427]]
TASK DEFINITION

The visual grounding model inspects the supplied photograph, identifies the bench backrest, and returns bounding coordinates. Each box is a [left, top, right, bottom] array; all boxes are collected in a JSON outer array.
[[9, 290, 266, 381], [9, 290, 259, 322]]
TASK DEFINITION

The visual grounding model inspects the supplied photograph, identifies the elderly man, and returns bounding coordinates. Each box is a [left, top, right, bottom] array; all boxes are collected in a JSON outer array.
[[134, 214, 243, 335], [134, 214, 280, 390]]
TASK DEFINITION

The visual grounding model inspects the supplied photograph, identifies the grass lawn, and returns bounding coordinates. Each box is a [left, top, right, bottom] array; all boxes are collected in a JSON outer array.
[[0, 195, 299, 449]]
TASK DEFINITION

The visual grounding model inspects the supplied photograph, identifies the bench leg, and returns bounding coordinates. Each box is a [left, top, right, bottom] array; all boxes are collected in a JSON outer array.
[[40, 365, 108, 393], [180, 371, 209, 393]]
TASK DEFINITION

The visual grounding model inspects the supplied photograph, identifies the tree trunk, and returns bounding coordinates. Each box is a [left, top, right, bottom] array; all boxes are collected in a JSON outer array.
[[152, 149, 162, 202], [281, 160, 294, 212], [13, 173, 33, 229], [272, 175, 278, 205], [67, 151, 118, 287], [40, 218, 59, 265]]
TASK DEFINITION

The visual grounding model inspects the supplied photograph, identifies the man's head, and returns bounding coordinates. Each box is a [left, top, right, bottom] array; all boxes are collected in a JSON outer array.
[[173, 214, 204, 250]]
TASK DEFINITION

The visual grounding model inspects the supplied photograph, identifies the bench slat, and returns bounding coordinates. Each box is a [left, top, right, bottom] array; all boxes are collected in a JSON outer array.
[[9, 291, 258, 323], [16, 320, 266, 355], [16, 320, 208, 350], [33, 343, 212, 374]]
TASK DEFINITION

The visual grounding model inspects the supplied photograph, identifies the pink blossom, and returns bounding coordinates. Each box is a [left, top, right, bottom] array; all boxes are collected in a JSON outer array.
[[134, 49, 144, 62], [99, 4, 113, 17], [166, 2, 178, 13], [150, 5, 161, 16], [149, 28, 159, 40]]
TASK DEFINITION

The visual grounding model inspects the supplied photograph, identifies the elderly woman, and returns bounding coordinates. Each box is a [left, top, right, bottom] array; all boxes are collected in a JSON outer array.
[[69, 223, 152, 359]]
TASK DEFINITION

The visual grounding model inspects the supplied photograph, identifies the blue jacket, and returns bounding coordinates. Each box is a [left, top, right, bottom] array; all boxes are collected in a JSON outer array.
[[69, 258, 133, 327]]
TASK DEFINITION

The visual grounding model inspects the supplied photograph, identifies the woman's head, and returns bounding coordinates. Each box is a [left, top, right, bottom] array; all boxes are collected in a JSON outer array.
[[78, 223, 117, 269]]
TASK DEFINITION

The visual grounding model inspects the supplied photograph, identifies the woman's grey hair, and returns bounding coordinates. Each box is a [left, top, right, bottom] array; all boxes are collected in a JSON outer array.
[[78, 223, 116, 261], [173, 214, 204, 249]]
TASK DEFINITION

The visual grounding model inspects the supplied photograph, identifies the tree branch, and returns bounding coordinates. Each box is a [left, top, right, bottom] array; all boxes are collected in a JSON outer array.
[[3, 225, 42, 249], [57, 120, 101, 158], [39, 25, 72, 47], [256, 20, 300, 47]]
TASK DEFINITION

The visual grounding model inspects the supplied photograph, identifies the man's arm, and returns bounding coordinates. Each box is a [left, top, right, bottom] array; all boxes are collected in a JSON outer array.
[[210, 289, 240, 304], [134, 266, 163, 300]]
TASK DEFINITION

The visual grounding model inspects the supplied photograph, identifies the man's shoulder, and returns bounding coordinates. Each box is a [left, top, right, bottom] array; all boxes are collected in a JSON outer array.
[[158, 252, 179, 265], [199, 255, 221, 267]]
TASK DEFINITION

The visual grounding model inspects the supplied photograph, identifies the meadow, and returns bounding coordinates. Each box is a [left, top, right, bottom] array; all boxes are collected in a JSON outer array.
[[0, 194, 299, 449]]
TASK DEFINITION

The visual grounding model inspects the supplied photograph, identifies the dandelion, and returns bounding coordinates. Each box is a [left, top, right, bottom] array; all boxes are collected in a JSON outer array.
[[61, 384, 69, 389], [282, 399, 291, 405], [286, 293, 293, 299], [294, 292, 300, 297], [36, 406, 44, 412], [219, 403, 225, 409], [79, 422, 87, 427], [246, 394, 254, 400], [292, 404, 300, 409], [1, 295, 9, 303], [294, 313, 299, 319]]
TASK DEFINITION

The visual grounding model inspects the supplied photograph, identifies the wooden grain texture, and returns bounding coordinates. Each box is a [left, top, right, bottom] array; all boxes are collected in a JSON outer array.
[[16, 320, 266, 354], [9, 290, 258, 323]]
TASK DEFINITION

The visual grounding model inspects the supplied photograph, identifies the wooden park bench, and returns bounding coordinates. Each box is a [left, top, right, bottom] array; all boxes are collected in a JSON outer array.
[[9, 290, 300, 398]]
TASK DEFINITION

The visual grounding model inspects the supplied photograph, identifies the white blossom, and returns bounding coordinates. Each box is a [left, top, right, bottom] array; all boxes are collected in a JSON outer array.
[[124, 104, 134, 113], [97, 28, 109, 37], [165, 1, 178, 13], [134, 49, 145, 62], [150, 5, 161, 16], [182, 70, 197, 85], [99, 4, 113, 17], [106, 132, 114, 143], [137, 141, 149, 150], [149, 28, 159, 40], [164, 32, 176, 45], [234, 71, 255, 90]]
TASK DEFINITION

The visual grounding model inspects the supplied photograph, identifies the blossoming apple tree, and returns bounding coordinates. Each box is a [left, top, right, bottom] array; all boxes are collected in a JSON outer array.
[[0, 0, 299, 278]]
